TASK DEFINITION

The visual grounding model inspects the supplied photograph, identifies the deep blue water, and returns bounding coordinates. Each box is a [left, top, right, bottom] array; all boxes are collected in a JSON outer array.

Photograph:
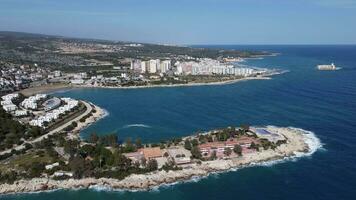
[[2, 45, 356, 199]]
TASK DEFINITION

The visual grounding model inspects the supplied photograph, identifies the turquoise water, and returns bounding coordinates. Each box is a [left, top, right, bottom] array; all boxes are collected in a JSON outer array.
[[2, 45, 356, 199]]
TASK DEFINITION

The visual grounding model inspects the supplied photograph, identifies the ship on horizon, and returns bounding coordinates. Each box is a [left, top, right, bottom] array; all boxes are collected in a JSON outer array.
[[317, 63, 340, 71]]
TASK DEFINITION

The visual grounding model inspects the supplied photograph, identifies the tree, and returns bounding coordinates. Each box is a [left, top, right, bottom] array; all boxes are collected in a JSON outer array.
[[147, 159, 158, 171], [210, 150, 217, 160], [141, 157, 147, 167], [68, 155, 86, 178], [28, 161, 45, 178], [240, 124, 250, 133], [80, 144, 96, 157], [191, 139, 199, 146], [135, 138, 142, 148], [184, 139, 192, 150], [249, 142, 259, 150], [233, 144, 242, 156], [224, 147, 232, 156], [190, 146, 202, 159], [114, 152, 132, 171], [99, 147, 115, 166], [90, 133, 99, 143], [123, 137, 136, 152]]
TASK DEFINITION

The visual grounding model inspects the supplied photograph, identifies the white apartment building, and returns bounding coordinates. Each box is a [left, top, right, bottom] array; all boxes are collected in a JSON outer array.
[[149, 59, 159, 73], [29, 97, 79, 127], [131, 59, 142, 72], [160, 60, 171, 73], [141, 61, 147, 73], [21, 94, 47, 110]]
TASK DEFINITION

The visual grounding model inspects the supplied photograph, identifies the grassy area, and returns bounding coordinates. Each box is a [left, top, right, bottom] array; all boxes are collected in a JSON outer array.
[[0, 151, 54, 173]]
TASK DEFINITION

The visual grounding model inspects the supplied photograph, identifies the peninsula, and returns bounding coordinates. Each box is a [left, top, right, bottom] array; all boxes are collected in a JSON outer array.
[[0, 115, 319, 194]]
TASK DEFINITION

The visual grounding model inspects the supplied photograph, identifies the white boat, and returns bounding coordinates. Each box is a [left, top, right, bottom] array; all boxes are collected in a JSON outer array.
[[317, 63, 338, 70]]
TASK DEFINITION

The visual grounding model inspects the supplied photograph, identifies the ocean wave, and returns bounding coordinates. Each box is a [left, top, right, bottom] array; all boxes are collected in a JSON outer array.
[[89, 185, 113, 192], [122, 124, 151, 129], [101, 108, 110, 118]]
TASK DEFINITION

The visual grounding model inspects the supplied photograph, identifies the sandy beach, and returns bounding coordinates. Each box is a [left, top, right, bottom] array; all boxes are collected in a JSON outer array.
[[0, 126, 321, 195]]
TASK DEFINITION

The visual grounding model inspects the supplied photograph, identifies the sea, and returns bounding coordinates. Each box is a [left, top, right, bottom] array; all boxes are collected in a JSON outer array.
[[2, 45, 356, 199]]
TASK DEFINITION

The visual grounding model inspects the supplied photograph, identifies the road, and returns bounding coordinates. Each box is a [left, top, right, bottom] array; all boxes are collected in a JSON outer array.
[[0, 101, 92, 155]]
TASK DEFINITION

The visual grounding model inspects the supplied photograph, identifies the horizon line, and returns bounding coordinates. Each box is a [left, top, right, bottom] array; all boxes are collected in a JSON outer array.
[[1, 30, 355, 46]]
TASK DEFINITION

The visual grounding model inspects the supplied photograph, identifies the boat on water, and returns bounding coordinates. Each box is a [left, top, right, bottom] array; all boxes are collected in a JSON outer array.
[[317, 63, 339, 70]]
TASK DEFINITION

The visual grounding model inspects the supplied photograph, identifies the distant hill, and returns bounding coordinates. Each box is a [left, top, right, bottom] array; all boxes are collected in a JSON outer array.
[[0, 31, 268, 71], [0, 31, 63, 39]]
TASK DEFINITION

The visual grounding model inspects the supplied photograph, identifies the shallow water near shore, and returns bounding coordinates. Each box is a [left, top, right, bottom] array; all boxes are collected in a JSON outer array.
[[2, 45, 356, 199]]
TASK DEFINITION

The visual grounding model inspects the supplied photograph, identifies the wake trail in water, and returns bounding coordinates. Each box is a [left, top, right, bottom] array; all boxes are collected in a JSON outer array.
[[122, 124, 151, 129]]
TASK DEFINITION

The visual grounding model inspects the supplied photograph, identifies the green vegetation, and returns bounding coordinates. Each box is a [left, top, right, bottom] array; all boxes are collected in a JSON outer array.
[[0, 122, 288, 184], [233, 144, 242, 156], [0, 31, 268, 71], [0, 106, 44, 152]]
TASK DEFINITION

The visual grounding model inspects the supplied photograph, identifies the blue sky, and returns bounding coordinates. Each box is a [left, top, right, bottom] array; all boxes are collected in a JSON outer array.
[[0, 0, 355, 44]]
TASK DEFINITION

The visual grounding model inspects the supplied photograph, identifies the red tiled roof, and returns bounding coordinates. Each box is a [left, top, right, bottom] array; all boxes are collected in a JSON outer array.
[[138, 147, 162, 159]]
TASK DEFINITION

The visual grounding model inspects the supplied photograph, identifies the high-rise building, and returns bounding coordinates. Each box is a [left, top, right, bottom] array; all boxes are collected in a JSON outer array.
[[131, 59, 142, 72], [160, 60, 171, 73], [149, 59, 158, 73], [141, 61, 147, 73]]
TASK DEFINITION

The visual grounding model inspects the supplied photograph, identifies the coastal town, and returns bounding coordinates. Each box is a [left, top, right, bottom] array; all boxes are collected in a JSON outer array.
[[0, 31, 278, 95], [1, 56, 277, 94], [0, 32, 308, 195]]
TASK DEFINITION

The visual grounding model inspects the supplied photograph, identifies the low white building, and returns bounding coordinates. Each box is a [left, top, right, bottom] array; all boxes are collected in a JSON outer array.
[[45, 162, 60, 170], [30, 97, 79, 127], [53, 171, 73, 177], [21, 94, 47, 110], [70, 79, 84, 85], [14, 110, 27, 117], [3, 104, 17, 112]]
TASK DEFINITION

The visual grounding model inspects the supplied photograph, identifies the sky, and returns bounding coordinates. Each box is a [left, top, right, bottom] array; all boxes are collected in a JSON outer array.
[[0, 0, 356, 44]]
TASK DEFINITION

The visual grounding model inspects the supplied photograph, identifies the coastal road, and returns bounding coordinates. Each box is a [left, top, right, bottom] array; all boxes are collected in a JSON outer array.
[[0, 101, 93, 155]]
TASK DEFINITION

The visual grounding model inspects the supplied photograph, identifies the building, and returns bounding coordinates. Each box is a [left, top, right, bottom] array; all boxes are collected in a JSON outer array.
[[53, 171, 73, 177], [21, 94, 47, 110], [250, 127, 286, 143], [14, 110, 27, 117], [160, 60, 171, 73], [42, 97, 61, 111], [45, 162, 59, 170], [131, 59, 142, 72], [70, 79, 84, 84], [3, 104, 17, 112], [198, 137, 257, 158], [123, 151, 144, 162], [167, 147, 192, 165], [138, 147, 162, 160], [148, 59, 159, 74], [141, 61, 147, 73]]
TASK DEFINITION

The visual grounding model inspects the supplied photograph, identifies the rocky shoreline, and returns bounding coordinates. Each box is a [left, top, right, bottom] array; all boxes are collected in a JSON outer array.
[[0, 127, 321, 195]]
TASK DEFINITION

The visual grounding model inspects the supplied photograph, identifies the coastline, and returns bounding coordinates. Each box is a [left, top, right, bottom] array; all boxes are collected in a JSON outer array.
[[0, 101, 106, 156], [79, 76, 272, 90], [18, 75, 275, 96], [0, 126, 322, 195], [71, 103, 108, 138]]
